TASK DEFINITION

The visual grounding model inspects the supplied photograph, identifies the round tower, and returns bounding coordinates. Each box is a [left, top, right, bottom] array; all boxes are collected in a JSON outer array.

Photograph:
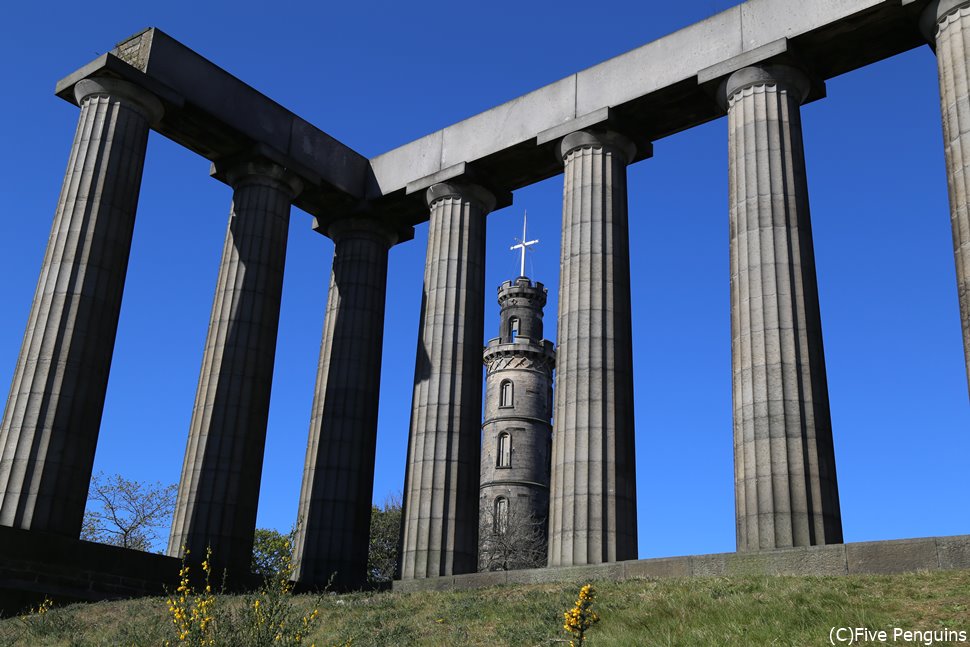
[[479, 277, 555, 570]]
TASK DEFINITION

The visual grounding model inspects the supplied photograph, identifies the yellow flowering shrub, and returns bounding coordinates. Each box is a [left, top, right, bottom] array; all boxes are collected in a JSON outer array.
[[563, 583, 600, 646], [163, 541, 321, 646], [165, 547, 216, 646]]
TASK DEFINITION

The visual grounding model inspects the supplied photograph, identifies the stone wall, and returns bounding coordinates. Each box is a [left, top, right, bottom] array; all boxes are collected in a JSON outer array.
[[0, 525, 180, 615], [392, 534, 970, 593]]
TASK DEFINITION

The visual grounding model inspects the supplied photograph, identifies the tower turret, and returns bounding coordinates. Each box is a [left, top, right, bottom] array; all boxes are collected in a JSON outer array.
[[479, 276, 555, 571]]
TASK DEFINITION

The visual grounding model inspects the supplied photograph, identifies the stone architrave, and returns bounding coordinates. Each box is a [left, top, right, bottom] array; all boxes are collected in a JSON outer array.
[[293, 218, 397, 590], [400, 181, 495, 579], [547, 130, 639, 567], [922, 0, 970, 397], [167, 159, 302, 579], [724, 65, 842, 551], [0, 78, 162, 536]]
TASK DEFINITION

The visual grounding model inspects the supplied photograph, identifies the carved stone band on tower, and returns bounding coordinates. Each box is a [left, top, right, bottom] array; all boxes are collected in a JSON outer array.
[[548, 130, 639, 567], [400, 181, 496, 579], [922, 0, 970, 399], [722, 64, 842, 551], [167, 159, 302, 579], [293, 217, 398, 590], [0, 78, 162, 537]]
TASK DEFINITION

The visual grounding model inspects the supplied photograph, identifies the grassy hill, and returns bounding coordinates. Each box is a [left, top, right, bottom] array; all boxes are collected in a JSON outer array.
[[1, 569, 967, 646]]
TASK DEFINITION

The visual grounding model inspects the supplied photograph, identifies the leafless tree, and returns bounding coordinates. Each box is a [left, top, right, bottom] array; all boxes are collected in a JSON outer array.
[[478, 497, 547, 572], [81, 471, 177, 553]]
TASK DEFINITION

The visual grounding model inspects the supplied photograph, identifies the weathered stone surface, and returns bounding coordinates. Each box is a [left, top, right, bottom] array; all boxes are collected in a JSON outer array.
[[846, 538, 940, 574], [168, 159, 301, 580], [0, 79, 160, 537], [293, 219, 396, 590], [926, 0, 970, 396], [453, 570, 508, 590], [505, 562, 625, 585], [399, 182, 496, 579], [937, 535, 970, 569], [690, 554, 729, 577], [548, 130, 638, 568], [723, 544, 847, 576], [724, 65, 842, 551], [623, 557, 691, 580]]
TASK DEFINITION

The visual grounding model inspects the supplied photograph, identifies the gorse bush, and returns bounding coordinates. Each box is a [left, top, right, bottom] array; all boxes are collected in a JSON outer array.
[[164, 543, 321, 646], [563, 583, 600, 646], [165, 548, 216, 645]]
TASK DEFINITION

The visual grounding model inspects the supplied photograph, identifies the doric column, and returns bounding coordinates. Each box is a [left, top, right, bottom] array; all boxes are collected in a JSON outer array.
[[400, 181, 495, 579], [923, 0, 970, 397], [0, 78, 161, 536], [168, 159, 301, 579], [548, 130, 638, 567], [293, 218, 397, 590], [725, 65, 842, 551]]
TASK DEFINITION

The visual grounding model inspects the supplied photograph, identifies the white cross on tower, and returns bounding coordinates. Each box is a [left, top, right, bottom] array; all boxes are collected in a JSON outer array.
[[510, 211, 539, 278]]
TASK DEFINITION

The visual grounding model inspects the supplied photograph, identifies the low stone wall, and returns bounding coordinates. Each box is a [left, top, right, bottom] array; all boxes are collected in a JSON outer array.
[[0, 525, 180, 615], [392, 534, 970, 593]]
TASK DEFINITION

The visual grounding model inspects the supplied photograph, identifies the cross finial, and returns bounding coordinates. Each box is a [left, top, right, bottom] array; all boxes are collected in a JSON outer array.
[[510, 210, 539, 278]]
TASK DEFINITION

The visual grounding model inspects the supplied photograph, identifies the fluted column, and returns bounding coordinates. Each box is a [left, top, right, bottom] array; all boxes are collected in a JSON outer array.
[[400, 181, 495, 579], [923, 0, 970, 397], [548, 130, 638, 567], [293, 218, 396, 590], [168, 160, 301, 579], [0, 78, 161, 536], [725, 65, 842, 551]]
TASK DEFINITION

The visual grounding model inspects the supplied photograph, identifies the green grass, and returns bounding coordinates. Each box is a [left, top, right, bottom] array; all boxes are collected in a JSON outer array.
[[2, 569, 967, 646]]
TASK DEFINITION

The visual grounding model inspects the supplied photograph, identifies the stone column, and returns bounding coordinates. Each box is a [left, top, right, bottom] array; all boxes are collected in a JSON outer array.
[[400, 181, 495, 579], [923, 0, 970, 397], [0, 78, 161, 536], [168, 160, 301, 579], [293, 218, 396, 590], [724, 65, 842, 551], [547, 130, 638, 567]]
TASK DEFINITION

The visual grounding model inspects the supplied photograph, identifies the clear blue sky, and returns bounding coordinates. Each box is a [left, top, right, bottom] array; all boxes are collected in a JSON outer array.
[[0, 1, 966, 559]]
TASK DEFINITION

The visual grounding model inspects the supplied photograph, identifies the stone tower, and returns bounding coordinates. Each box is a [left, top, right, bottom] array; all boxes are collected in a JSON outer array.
[[479, 277, 556, 571]]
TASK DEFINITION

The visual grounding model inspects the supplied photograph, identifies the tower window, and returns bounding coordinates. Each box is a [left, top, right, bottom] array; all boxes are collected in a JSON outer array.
[[500, 380, 514, 408], [494, 497, 509, 534], [497, 431, 511, 468], [509, 317, 520, 341]]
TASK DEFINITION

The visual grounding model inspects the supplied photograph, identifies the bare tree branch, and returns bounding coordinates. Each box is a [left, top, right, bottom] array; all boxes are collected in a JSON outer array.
[[81, 471, 177, 553], [478, 498, 547, 572]]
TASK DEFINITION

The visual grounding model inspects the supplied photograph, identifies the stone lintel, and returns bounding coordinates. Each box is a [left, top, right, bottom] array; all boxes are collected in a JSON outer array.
[[58, 2, 929, 226], [56, 29, 370, 211]]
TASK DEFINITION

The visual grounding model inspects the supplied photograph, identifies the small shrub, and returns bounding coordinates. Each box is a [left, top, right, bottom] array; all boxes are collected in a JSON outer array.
[[563, 584, 600, 646]]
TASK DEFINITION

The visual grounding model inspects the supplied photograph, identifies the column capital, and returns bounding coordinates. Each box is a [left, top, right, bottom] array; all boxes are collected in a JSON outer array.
[[919, 0, 970, 43], [221, 158, 303, 199], [325, 217, 399, 248], [722, 64, 811, 107], [74, 77, 164, 125], [559, 130, 636, 165], [425, 181, 497, 214]]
